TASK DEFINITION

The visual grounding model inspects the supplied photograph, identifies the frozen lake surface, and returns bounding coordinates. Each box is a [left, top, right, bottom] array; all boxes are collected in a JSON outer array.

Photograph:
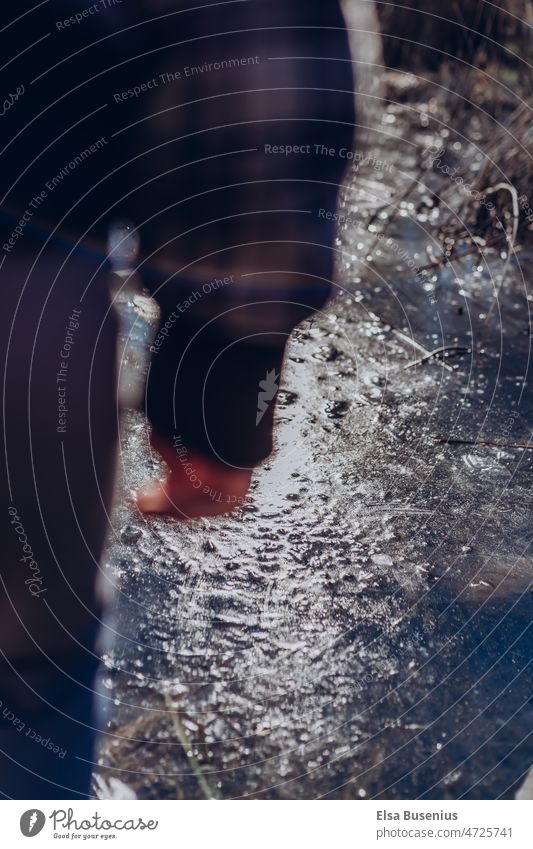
[[94, 72, 533, 800]]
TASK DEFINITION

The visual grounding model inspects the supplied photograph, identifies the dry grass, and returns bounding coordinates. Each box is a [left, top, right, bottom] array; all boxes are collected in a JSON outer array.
[[377, 1, 533, 243], [377, 0, 533, 70]]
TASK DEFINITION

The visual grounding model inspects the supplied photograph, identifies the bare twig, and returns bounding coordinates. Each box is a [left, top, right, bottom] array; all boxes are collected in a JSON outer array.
[[404, 345, 471, 369], [163, 694, 220, 800], [434, 436, 533, 449], [367, 310, 455, 372], [475, 182, 520, 342]]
